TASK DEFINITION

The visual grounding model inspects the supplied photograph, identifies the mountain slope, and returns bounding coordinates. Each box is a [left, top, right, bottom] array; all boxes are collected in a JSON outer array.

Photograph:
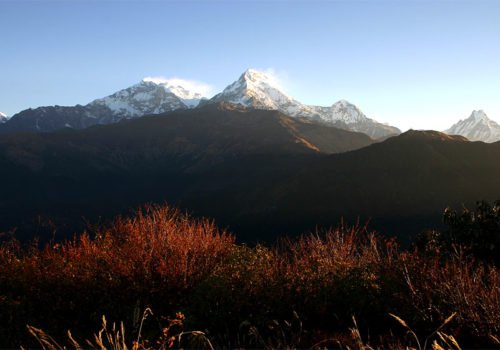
[[311, 100, 400, 139], [260, 130, 500, 237], [445, 110, 500, 143], [1, 79, 207, 133], [203, 69, 401, 139], [0, 103, 374, 239], [0, 103, 373, 169], [1, 111, 500, 243]]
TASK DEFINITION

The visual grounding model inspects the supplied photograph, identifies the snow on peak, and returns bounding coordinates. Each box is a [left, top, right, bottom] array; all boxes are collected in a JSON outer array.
[[445, 110, 500, 143], [328, 99, 368, 124], [85, 76, 212, 118], [240, 68, 284, 91], [142, 77, 211, 107], [2, 69, 401, 139], [208, 68, 310, 115], [334, 99, 351, 106], [88, 81, 187, 118], [470, 109, 488, 122], [205, 69, 400, 139], [0, 112, 8, 124]]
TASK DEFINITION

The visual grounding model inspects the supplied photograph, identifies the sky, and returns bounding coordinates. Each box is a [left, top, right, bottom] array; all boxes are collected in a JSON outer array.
[[1, 0, 500, 131]]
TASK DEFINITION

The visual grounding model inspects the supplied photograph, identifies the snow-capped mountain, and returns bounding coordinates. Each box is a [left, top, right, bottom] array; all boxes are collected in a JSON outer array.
[[204, 69, 400, 139], [0, 112, 8, 124], [445, 110, 500, 143], [87, 80, 188, 119], [1, 69, 399, 138], [142, 77, 206, 107], [2, 79, 208, 133], [310, 100, 399, 139], [203, 69, 315, 116]]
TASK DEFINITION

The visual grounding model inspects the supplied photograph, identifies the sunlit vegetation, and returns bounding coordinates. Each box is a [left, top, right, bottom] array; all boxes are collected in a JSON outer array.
[[0, 204, 498, 348]]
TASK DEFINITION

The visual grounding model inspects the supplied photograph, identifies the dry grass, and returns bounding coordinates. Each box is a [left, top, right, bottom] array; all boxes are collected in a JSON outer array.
[[0, 204, 498, 348], [26, 310, 215, 350], [400, 250, 499, 338]]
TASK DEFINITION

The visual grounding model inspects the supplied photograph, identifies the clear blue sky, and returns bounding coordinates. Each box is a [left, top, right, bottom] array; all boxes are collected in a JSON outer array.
[[1, 0, 500, 131]]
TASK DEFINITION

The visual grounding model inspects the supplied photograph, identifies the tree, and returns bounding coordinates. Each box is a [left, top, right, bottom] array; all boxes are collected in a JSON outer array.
[[442, 200, 500, 264]]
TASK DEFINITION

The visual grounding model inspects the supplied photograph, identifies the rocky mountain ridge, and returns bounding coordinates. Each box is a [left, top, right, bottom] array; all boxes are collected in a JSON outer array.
[[1, 79, 206, 133], [2, 69, 400, 138], [204, 69, 401, 139], [445, 110, 500, 143]]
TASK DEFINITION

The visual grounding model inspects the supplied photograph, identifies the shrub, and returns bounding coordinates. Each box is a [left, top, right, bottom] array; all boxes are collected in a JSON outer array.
[[0, 204, 498, 348], [442, 200, 500, 264], [0, 204, 234, 347], [418, 200, 500, 265]]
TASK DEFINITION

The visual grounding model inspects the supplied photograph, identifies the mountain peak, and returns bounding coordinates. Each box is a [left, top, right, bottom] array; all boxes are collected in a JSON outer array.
[[237, 68, 285, 93], [88, 80, 186, 118], [242, 68, 262, 79], [333, 99, 351, 107], [203, 70, 400, 139], [205, 68, 298, 112], [87, 76, 209, 118], [242, 68, 271, 79], [327, 99, 369, 124], [445, 110, 500, 143], [469, 110, 489, 122], [141, 77, 207, 107], [331, 99, 360, 111]]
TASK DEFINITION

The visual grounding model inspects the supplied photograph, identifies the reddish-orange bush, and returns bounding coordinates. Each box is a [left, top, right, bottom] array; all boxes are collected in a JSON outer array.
[[0, 204, 234, 347], [400, 250, 499, 339], [0, 205, 498, 348]]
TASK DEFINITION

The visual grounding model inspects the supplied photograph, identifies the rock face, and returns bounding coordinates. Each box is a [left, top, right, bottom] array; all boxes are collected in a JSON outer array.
[[1, 80, 207, 133], [203, 69, 401, 139], [445, 110, 500, 143]]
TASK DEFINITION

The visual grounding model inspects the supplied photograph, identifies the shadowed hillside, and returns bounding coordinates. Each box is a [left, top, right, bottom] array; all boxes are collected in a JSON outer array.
[[1, 106, 500, 242], [0, 103, 373, 241], [256, 130, 500, 239]]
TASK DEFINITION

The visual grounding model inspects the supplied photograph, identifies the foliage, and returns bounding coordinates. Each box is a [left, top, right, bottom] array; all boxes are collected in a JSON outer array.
[[0, 204, 234, 347], [417, 200, 500, 265], [0, 204, 499, 348], [442, 200, 500, 264]]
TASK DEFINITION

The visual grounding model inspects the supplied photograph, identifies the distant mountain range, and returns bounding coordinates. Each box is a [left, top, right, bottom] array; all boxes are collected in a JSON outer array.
[[1, 69, 400, 139], [2, 68, 500, 142], [1, 103, 499, 243], [444, 110, 500, 143]]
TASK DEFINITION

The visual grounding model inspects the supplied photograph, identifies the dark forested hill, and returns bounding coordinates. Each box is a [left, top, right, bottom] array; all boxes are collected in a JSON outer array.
[[1, 104, 500, 243], [0, 103, 372, 241]]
